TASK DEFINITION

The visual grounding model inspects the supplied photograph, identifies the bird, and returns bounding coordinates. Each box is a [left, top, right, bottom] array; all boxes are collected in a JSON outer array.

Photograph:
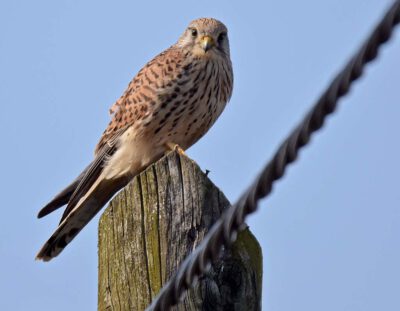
[[36, 18, 233, 261]]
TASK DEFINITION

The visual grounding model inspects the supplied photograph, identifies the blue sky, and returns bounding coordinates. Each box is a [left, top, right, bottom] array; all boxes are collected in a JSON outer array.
[[1, 1, 399, 310]]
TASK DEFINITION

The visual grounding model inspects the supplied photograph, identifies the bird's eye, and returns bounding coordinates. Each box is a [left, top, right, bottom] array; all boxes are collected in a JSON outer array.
[[218, 32, 226, 44], [191, 28, 198, 37]]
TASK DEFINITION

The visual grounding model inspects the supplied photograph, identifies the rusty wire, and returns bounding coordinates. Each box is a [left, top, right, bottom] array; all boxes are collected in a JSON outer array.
[[146, 2, 400, 310]]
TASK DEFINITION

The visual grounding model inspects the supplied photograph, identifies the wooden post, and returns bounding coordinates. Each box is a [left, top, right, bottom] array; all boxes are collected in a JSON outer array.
[[98, 151, 262, 311]]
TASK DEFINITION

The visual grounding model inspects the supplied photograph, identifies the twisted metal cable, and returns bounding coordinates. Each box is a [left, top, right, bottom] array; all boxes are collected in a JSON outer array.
[[146, 2, 400, 310]]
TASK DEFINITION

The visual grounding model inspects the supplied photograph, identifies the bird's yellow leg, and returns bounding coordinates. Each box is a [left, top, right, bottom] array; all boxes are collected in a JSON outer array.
[[165, 142, 186, 156]]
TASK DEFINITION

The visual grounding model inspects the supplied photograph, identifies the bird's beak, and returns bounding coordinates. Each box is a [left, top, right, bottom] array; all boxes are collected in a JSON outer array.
[[201, 35, 215, 52]]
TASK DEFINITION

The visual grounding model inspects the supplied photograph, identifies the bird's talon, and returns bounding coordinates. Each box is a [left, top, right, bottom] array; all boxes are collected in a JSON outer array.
[[176, 146, 186, 156], [165, 143, 186, 156]]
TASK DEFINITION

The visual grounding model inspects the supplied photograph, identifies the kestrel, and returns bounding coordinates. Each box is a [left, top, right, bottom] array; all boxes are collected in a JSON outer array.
[[36, 18, 233, 261]]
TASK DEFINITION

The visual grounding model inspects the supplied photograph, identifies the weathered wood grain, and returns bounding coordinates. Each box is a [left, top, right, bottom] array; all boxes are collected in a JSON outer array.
[[98, 151, 262, 311]]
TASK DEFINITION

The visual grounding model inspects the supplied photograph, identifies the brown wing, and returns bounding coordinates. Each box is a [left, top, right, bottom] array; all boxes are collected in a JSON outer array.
[[95, 46, 187, 154], [37, 164, 91, 218], [58, 131, 122, 223]]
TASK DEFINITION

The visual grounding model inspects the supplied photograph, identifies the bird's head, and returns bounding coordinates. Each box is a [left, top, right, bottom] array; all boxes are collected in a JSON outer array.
[[177, 18, 230, 59]]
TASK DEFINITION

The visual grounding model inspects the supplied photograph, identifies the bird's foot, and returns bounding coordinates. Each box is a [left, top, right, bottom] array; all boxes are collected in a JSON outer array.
[[165, 142, 186, 156]]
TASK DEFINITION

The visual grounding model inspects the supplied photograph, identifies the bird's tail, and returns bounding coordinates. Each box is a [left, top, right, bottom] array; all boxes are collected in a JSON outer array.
[[35, 174, 129, 261]]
